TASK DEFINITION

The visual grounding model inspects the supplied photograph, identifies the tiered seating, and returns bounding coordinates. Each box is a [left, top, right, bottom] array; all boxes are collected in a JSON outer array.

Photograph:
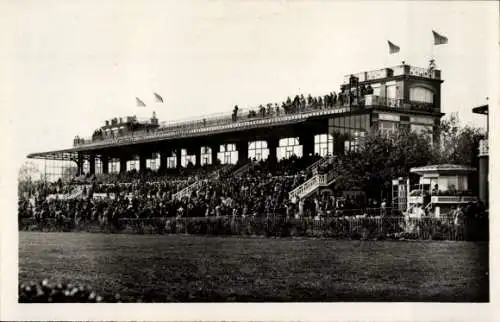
[[19, 155, 365, 225]]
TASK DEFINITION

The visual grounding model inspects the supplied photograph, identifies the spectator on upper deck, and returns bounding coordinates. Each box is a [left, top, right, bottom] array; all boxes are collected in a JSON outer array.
[[259, 104, 266, 117], [300, 94, 306, 111], [232, 105, 239, 121], [266, 103, 272, 116]]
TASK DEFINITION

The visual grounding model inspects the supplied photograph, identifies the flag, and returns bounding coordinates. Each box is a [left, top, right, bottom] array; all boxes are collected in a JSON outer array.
[[432, 30, 448, 45], [388, 41, 400, 54], [136, 97, 146, 107], [154, 92, 164, 103]]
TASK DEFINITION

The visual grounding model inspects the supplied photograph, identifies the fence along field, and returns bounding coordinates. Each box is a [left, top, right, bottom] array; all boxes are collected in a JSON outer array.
[[19, 207, 489, 302], [19, 208, 489, 241]]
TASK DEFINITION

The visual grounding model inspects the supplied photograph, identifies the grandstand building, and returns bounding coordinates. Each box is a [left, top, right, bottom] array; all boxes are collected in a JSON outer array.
[[28, 63, 444, 178]]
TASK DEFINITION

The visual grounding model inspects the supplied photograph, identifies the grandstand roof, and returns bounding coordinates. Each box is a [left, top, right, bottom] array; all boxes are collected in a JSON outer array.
[[27, 149, 81, 161], [27, 106, 353, 160], [472, 104, 488, 115], [410, 164, 477, 176]]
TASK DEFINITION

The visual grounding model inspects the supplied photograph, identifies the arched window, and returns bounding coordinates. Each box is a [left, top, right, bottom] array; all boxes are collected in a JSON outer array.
[[410, 87, 434, 103]]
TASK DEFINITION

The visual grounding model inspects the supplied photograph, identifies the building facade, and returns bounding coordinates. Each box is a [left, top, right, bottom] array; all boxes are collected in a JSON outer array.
[[28, 63, 445, 178]]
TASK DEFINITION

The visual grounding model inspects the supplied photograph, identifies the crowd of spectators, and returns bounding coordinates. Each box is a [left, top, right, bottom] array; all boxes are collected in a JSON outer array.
[[19, 152, 399, 232], [237, 84, 374, 121], [19, 156, 342, 224]]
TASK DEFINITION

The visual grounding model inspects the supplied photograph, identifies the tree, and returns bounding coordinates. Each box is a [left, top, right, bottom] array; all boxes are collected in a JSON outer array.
[[18, 161, 41, 183], [330, 129, 435, 202], [432, 113, 486, 166], [18, 161, 42, 199], [356, 130, 435, 201], [328, 115, 485, 204]]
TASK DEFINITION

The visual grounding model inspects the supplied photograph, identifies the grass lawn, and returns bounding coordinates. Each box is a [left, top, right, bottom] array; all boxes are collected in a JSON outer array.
[[18, 232, 489, 302]]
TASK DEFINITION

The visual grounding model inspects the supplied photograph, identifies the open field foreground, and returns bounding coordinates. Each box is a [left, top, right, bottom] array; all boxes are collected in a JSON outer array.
[[19, 232, 489, 302]]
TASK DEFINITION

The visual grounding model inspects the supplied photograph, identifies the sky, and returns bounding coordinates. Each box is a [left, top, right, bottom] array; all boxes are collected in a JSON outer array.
[[0, 0, 498, 169]]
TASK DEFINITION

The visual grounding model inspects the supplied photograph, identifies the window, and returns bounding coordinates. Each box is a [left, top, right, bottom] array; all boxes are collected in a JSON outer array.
[[110, 159, 120, 174], [411, 124, 433, 142], [218, 144, 238, 165], [314, 134, 334, 157], [83, 160, 90, 175], [278, 137, 302, 159], [410, 87, 434, 103], [249, 141, 269, 161], [146, 153, 160, 171], [95, 158, 103, 174], [379, 121, 398, 136], [344, 131, 366, 153], [167, 152, 177, 169], [181, 149, 195, 167], [386, 85, 396, 99], [127, 159, 139, 171], [200, 146, 212, 165], [410, 116, 434, 125]]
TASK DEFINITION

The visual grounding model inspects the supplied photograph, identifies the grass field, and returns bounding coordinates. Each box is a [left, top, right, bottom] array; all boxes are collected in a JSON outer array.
[[19, 232, 489, 302]]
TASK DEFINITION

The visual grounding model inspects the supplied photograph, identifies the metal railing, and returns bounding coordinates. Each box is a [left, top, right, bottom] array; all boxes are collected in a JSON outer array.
[[365, 95, 403, 108], [407, 100, 435, 112], [74, 104, 353, 148], [408, 66, 441, 80], [343, 65, 441, 84], [430, 195, 477, 204], [73, 98, 437, 149]]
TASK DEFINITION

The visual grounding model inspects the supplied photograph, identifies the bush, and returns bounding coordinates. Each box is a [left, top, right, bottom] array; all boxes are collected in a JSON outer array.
[[19, 279, 121, 303]]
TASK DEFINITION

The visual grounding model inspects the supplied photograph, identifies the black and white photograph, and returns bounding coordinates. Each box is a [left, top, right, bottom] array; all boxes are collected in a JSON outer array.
[[1, 0, 498, 320]]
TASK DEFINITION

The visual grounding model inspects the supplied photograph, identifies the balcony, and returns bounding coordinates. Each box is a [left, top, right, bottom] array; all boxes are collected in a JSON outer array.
[[74, 104, 355, 148], [365, 95, 436, 113], [479, 139, 488, 157], [408, 196, 424, 204], [73, 95, 438, 149], [343, 65, 441, 84], [430, 195, 477, 204]]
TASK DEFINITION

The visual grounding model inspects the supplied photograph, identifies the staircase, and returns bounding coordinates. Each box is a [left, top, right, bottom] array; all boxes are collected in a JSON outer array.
[[231, 161, 255, 178], [172, 179, 207, 201], [288, 170, 336, 200], [65, 185, 85, 199], [306, 156, 333, 175]]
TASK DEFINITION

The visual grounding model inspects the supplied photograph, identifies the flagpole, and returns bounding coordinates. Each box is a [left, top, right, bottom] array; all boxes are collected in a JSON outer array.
[[430, 39, 434, 62]]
